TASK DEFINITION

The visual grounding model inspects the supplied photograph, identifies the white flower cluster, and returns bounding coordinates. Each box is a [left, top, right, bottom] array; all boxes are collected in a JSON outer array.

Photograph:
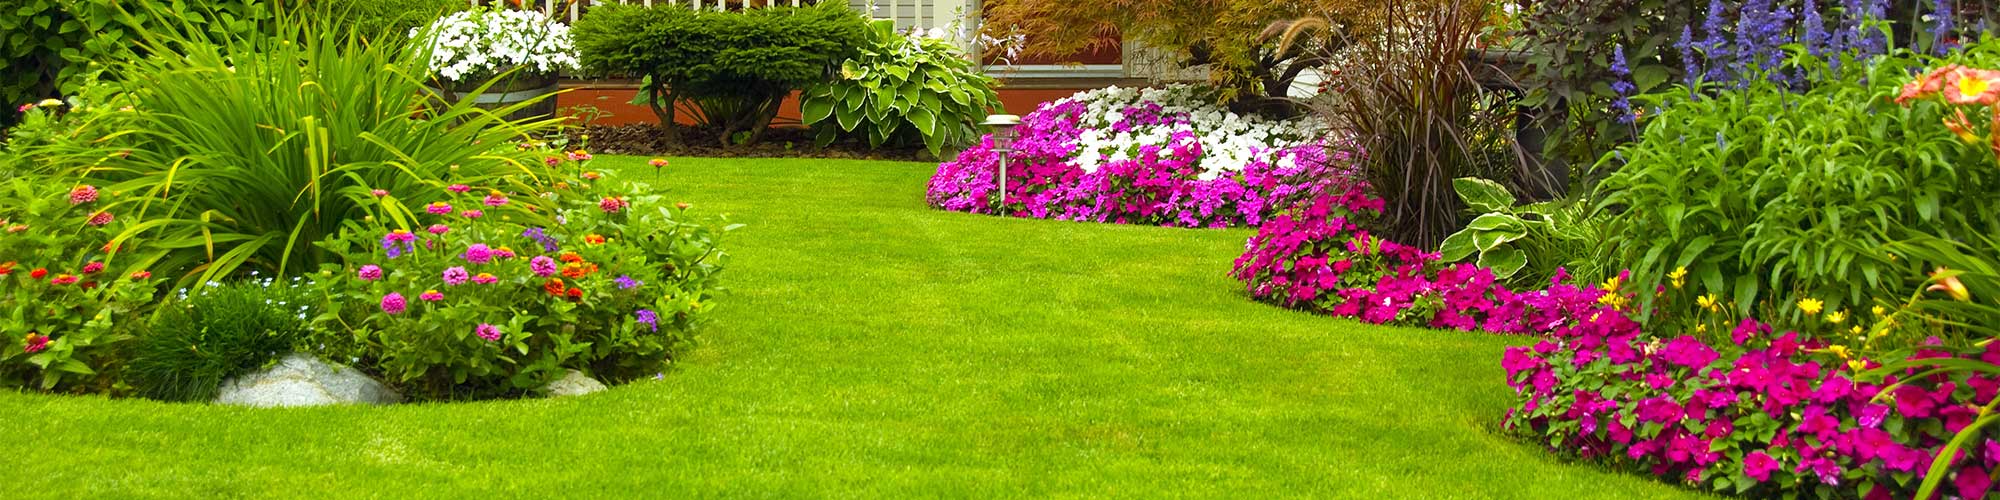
[[1060, 85, 1323, 180], [416, 9, 580, 83]]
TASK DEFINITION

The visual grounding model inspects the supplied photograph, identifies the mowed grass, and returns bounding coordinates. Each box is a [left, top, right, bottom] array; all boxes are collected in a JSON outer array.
[[0, 157, 1700, 498]]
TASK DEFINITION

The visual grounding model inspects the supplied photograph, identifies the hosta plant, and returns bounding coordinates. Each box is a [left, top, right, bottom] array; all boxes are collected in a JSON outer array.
[[1437, 177, 1605, 286], [801, 19, 1002, 157]]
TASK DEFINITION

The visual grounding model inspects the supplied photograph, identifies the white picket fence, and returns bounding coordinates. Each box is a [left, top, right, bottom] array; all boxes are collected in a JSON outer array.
[[471, 0, 971, 33]]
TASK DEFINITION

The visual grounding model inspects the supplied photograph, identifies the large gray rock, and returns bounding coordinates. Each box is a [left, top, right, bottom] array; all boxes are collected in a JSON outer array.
[[545, 369, 607, 397], [213, 354, 401, 407]]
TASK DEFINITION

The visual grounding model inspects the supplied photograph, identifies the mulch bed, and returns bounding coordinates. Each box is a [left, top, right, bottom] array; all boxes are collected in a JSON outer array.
[[569, 124, 941, 162]]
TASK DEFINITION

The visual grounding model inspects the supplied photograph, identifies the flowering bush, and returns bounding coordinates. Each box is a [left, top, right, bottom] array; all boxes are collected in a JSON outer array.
[[0, 178, 158, 392], [927, 85, 1339, 228], [416, 7, 580, 82], [1502, 288, 2000, 499], [313, 147, 731, 400]]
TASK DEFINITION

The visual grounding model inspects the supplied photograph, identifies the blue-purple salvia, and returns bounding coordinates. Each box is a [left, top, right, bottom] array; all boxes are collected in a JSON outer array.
[[1802, 0, 1829, 56], [1930, 0, 1955, 55], [1701, 0, 1734, 84], [635, 309, 659, 332], [1610, 46, 1636, 124], [615, 275, 642, 290], [1677, 26, 1700, 92]]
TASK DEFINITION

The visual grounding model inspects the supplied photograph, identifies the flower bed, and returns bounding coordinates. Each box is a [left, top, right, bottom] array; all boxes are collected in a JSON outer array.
[[927, 85, 1340, 228]]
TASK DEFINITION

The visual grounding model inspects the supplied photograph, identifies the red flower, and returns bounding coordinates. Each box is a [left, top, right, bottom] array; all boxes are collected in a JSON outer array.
[[81, 262, 104, 274], [543, 278, 566, 297], [129, 271, 151, 280], [80, 281, 97, 290], [29, 268, 47, 279], [559, 252, 584, 264], [0, 262, 14, 275], [565, 287, 583, 300], [50, 274, 78, 285]]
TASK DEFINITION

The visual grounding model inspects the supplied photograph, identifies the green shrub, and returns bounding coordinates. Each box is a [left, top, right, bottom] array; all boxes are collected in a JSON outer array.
[[0, 0, 270, 131], [801, 19, 1002, 157], [312, 151, 733, 400], [128, 280, 317, 402], [1594, 44, 2000, 327], [574, 2, 867, 146], [7, 9, 562, 284], [324, 0, 467, 44]]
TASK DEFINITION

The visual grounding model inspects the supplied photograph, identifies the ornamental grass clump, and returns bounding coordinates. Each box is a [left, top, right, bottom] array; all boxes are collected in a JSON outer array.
[[8, 9, 564, 284], [128, 278, 319, 402]]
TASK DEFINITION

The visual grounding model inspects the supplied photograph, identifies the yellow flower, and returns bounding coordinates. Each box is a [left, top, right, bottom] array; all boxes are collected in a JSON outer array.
[[1597, 292, 1630, 310], [1668, 266, 1687, 289], [1696, 294, 1721, 312], [36, 98, 62, 108], [1825, 310, 1847, 324], [1850, 325, 1864, 336], [1798, 298, 1824, 316], [1848, 359, 1867, 371], [1871, 305, 1886, 316], [1930, 267, 1972, 302], [1695, 323, 1709, 334], [1958, 74, 1992, 100], [1599, 276, 1623, 293], [1827, 344, 1850, 359]]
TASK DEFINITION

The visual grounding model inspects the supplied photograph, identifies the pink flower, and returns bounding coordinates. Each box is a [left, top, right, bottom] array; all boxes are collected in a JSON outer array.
[[530, 255, 558, 277], [567, 150, 592, 162], [425, 202, 452, 215], [419, 289, 444, 302], [598, 197, 628, 213], [381, 293, 407, 315], [475, 323, 503, 341], [483, 193, 508, 206], [86, 211, 113, 226], [461, 209, 484, 219], [23, 333, 49, 353], [544, 157, 560, 167], [472, 272, 497, 284], [1742, 451, 1779, 481], [463, 244, 494, 264], [68, 185, 99, 205], [427, 224, 450, 235], [80, 262, 104, 274], [370, 189, 389, 197], [442, 266, 469, 286], [649, 158, 669, 168], [447, 184, 472, 193], [358, 264, 383, 281]]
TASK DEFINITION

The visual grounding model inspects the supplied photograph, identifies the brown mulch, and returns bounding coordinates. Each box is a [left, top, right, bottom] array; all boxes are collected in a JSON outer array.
[[569, 124, 941, 162]]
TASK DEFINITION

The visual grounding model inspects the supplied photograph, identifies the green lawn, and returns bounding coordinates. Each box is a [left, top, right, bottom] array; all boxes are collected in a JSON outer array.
[[0, 157, 1700, 498]]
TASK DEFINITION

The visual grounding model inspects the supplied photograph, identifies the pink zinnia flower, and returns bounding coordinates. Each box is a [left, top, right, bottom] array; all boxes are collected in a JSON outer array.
[[598, 197, 627, 213], [543, 157, 560, 167], [447, 184, 472, 193], [472, 272, 497, 284], [462, 244, 494, 264], [68, 185, 99, 205], [80, 262, 104, 274], [567, 150, 592, 162], [475, 323, 502, 342], [86, 211, 113, 226], [51, 274, 78, 285], [649, 158, 669, 168], [357, 264, 383, 281], [370, 189, 389, 198], [483, 193, 508, 206], [419, 289, 444, 302], [425, 202, 452, 215], [427, 224, 450, 235], [129, 271, 151, 280], [23, 333, 49, 353], [381, 292, 406, 314], [461, 209, 484, 219], [529, 256, 558, 277], [442, 266, 470, 286]]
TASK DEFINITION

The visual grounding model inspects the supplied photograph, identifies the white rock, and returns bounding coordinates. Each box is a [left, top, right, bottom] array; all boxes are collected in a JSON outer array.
[[213, 354, 401, 408], [545, 369, 607, 397]]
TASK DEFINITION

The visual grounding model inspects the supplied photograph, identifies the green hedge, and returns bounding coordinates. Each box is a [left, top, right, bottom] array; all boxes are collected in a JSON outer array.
[[574, 2, 867, 146]]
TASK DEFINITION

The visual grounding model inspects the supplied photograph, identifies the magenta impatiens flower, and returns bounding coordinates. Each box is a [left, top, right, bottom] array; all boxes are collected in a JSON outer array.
[[475, 323, 502, 342], [381, 292, 407, 315], [1743, 451, 1779, 481], [530, 255, 558, 277], [442, 266, 470, 286], [358, 264, 383, 281]]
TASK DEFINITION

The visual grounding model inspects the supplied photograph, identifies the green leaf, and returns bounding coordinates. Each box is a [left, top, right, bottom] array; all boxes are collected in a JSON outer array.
[[1478, 246, 1529, 278], [800, 96, 834, 125], [1438, 231, 1477, 262], [1452, 177, 1516, 212]]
